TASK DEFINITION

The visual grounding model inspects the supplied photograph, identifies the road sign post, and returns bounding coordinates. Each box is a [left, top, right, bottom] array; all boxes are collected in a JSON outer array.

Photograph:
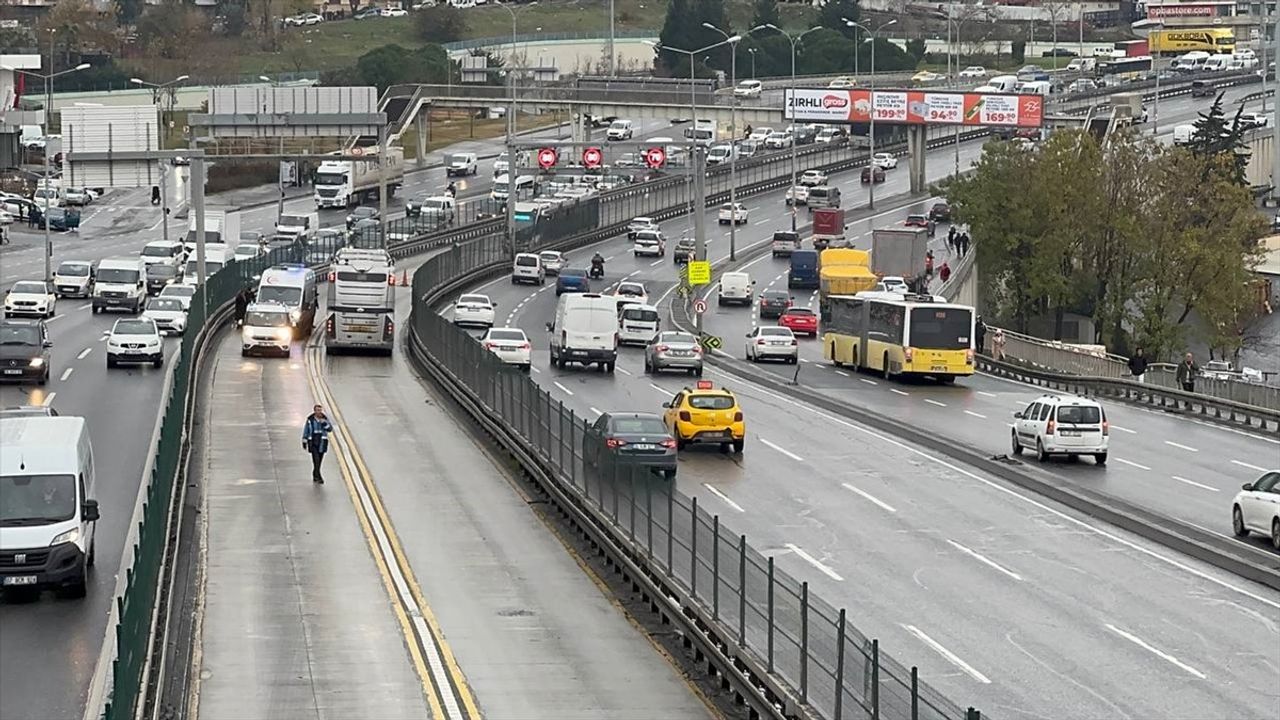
[[693, 298, 708, 315], [582, 146, 603, 169]]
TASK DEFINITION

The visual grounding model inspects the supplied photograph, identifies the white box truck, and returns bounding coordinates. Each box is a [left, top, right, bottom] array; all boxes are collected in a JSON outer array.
[[275, 211, 318, 241], [183, 208, 238, 254], [313, 146, 405, 209]]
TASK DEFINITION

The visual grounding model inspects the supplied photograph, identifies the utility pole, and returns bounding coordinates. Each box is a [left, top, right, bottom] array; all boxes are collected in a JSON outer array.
[[703, 23, 740, 260], [378, 123, 388, 249]]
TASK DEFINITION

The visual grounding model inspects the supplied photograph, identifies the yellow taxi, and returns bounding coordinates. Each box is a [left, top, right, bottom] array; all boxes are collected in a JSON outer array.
[[661, 380, 746, 454]]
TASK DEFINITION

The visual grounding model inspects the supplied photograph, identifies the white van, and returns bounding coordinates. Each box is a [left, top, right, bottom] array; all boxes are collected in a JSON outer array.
[[0, 415, 100, 598], [547, 293, 619, 371], [1203, 55, 1232, 72], [1016, 80, 1052, 96], [139, 239, 186, 268], [256, 263, 319, 336], [183, 246, 230, 284], [718, 271, 754, 306], [987, 75, 1019, 93], [606, 119, 634, 141], [706, 143, 736, 166], [1173, 124, 1196, 145], [511, 252, 545, 285], [92, 256, 147, 314], [492, 174, 536, 202], [1172, 51, 1211, 72], [618, 303, 661, 345]]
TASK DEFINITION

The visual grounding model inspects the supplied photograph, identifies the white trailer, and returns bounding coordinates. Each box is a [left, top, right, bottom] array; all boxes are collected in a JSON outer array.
[[184, 208, 239, 253], [313, 146, 405, 209], [325, 248, 396, 355]]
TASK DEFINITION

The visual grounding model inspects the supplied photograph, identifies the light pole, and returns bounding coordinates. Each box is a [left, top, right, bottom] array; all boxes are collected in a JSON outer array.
[[842, 18, 860, 84], [1149, 21, 1164, 136], [757, 24, 821, 230], [130, 74, 188, 245], [4, 51, 90, 281], [850, 19, 896, 210], [748, 48, 757, 79], [703, 23, 742, 260], [499, 2, 538, 258]]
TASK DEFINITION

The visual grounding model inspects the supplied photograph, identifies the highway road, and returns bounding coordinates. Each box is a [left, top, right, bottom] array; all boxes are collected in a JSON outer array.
[[438, 91, 1280, 718]]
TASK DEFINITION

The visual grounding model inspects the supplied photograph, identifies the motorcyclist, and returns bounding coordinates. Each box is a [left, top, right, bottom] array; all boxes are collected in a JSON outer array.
[[590, 252, 605, 277], [446, 182, 457, 198]]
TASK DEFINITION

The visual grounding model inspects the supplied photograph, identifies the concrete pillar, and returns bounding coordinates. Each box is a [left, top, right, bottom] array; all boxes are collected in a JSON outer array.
[[907, 125, 928, 195], [415, 110, 428, 166]]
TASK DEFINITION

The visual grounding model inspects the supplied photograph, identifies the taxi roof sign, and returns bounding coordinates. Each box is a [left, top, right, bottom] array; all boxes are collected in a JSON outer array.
[[696, 380, 714, 390]]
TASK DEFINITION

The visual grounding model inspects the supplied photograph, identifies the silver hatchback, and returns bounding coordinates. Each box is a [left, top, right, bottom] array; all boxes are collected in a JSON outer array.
[[644, 331, 704, 376]]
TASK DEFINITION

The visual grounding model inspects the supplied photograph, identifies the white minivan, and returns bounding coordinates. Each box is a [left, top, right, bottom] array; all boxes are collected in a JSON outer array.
[[718, 271, 754, 306], [511, 253, 546, 285], [92, 256, 147, 314], [547, 293, 619, 372], [618, 303, 661, 345], [987, 75, 1019, 93], [606, 119, 634, 141], [0, 415, 100, 598]]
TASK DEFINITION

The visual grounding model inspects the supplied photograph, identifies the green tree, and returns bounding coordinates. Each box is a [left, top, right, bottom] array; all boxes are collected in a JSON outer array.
[[1011, 39, 1025, 65], [415, 4, 467, 44], [818, 0, 859, 39], [749, 0, 779, 33], [355, 43, 450, 94], [656, 0, 692, 75], [1187, 95, 1250, 185], [905, 37, 927, 63]]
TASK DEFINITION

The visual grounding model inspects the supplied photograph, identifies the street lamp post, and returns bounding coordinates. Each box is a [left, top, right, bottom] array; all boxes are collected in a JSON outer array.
[[1150, 21, 1164, 136], [500, 2, 538, 257], [851, 19, 896, 210], [757, 24, 821, 231], [748, 48, 757, 79], [4, 47, 90, 281], [842, 18, 860, 83], [703, 23, 742, 260], [130, 74, 189, 245]]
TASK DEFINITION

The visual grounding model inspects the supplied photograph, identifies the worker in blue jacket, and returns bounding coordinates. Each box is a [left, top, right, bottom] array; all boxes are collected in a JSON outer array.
[[302, 404, 333, 484]]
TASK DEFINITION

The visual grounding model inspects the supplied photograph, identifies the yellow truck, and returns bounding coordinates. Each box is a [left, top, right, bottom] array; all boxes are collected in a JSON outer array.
[[818, 248, 878, 321]]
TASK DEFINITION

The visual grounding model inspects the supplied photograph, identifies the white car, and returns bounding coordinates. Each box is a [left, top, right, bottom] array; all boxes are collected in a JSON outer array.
[[872, 153, 898, 169], [614, 281, 648, 307], [748, 126, 773, 142], [157, 283, 197, 311], [785, 185, 809, 206], [1011, 394, 1109, 465], [481, 327, 532, 371], [106, 317, 164, 368], [538, 250, 565, 275], [1239, 112, 1270, 128], [627, 216, 659, 238], [958, 66, 987, 78], [4, 280, 57, 318], [879, 276, 909, 293], [764, 130, 792, 149], [633, 229, 665, 257], [63, 187, 93, 206], [53, 261, 94, 298], [718, 202, 749, 225], [734, 80, 763, 98], [233, 243, 264, 262], [1232, 471, 1280, 549], [453, 294, 496, 328], [799, 169, 828, 186], [746, 326, 798, 363], [142, 296, 188, 336], [381, 7, 408, 16], [828, 76, 857, 89]]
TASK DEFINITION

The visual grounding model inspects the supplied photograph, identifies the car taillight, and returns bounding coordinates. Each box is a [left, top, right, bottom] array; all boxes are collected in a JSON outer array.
[[328, 271, 335, 282], [1102, 421, 1109, 436], [606, 438, 625, 448], [483, 342, 496, 350], [733, 411, 744, 422], [904, 347, 914, 362], [326, 316, 334, 337], [384, 317, 394, 338], [678, 411, 692, 422], [692, 345, 703, 354], [1045, 419, 1056, 435], [656, 345, 669, 352], [518, 342, 530, 350], [965, 348, 974, 365], [661, 438, 677, 449], [790, 339, 797, 345], [757, 338, 767, 344]]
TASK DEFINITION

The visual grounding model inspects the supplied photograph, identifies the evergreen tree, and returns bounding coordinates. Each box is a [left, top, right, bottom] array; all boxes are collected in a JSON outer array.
[[1188, 94, 1249, 185], [818, 0, 859, 40], [656, 0, 692, 75], [750, 0, 780, 32]]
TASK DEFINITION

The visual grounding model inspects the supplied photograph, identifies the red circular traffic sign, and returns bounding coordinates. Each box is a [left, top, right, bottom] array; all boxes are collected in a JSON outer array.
[[644, 146, 667, 169], [582, 147, 604, 169], [537, 147, 558, 169], [693, 299, 707, 314]]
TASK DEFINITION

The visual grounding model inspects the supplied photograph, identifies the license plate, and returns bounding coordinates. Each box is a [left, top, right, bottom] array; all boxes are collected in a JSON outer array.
[[1059, 430, 1080, 437], [3, 576, 37, 586], [931, 365, 947, 371], [500, 345, 520, 351], [349, 326, 375, 333], [3, 369, 22, 375], [702, 431, 728, 438], [105, 299, 120, 305], [772, 342, 789, 346], [631, 444, 656, 450], [669, 350, 690, 357]]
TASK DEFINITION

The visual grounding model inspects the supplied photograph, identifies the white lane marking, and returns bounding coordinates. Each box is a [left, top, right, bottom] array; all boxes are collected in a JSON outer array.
[[42, 392, 56, 406], [59, 368, 74, 382], [964, 410, 987, 419], [924, 398, 947, 407], [902, 625, 991, 684], [1232, 460, 1266, 472], [889, 388, 909, 396], [649, 382, 670, 394], [46, 313, 64, 323], [1114, 458, 1151, 471], [552, 381, 574, 396], [1105, 624, 1207, 679], [760, 438, 804, 462], [976, 391, 997, 398], [1109, 425, 1137, 434], [77, 347, 92, 360], [649, 259, 663, 267], [702, 484, 745, 513], [841, 483, 897, 513], [859, 378, 877, 385], [78, 302, 92, 310], [616, 366, 633, 376], [588, 406, 601, 416], [835, 370, 850, 377], [699, 367, 1280, 611], [1171, 475, 1218, 492], [945, 539, 1023, 581], [784, 543, 844, 582], [1164, 440, 1199, 453], [530, 365, 540, 374]]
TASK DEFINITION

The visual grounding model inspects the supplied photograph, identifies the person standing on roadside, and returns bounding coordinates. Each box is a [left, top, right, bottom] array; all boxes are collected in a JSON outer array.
[[302, 404, 333, 484], [1176, 352, 1199, 394], [1127, 346, 1148, 383]]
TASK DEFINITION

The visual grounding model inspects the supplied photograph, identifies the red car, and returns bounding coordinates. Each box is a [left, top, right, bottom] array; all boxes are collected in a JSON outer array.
[[778, 307, 819, 337]]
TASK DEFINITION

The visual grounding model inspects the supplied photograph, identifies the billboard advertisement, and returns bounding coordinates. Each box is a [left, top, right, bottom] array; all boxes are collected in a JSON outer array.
[[1145, 4, 1222, 19], [784, 88, 1044, 128]]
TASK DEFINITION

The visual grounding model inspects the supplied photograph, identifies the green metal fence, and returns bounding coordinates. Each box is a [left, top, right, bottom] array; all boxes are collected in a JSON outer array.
[[101, 247, 305, 720]]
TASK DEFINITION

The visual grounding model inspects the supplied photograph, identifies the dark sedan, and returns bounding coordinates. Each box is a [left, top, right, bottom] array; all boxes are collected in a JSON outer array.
[[0, 318, 51, 385], [146, 263, 180, 295], [758, 290, 792, 319], [861, 166, 885, 184], [556, 267, 591, 295], [672, 238, 697, 264], [929, 202, 952, 222], [585, 411, 678, 479]]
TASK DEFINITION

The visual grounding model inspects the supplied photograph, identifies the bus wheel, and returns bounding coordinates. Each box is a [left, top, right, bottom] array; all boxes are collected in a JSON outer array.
[[939, 375, 955, 384], [883, 353, 892, 380]]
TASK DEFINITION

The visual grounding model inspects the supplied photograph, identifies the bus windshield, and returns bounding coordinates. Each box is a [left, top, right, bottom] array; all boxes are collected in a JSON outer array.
[[909, 307, 972, 350]]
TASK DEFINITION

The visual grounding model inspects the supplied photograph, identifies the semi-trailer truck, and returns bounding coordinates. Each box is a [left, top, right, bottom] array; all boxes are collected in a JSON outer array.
[[313, 146, 406, 209]]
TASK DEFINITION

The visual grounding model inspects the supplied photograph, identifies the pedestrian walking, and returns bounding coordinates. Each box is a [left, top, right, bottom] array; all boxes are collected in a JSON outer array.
[[975, 316, 987, 355], [947, 226, 957, 253], [1127, 346, 1148, 383], [924, 250, 935, 281], [939, 261, 951, 283], [991, 328, 1006, 360], [1175, 352, 1199, 394], [962, 232, 972, 255], [302, 404, 334, 484], [233, 289, 249, 326], [0, 226, 8, 245]]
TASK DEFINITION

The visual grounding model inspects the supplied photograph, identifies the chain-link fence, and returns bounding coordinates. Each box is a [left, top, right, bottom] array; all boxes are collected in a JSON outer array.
[[409, 228, 983, 720]]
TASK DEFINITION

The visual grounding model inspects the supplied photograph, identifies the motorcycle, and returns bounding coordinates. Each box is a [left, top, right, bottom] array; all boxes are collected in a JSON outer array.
[[589, 260, 605, 279]]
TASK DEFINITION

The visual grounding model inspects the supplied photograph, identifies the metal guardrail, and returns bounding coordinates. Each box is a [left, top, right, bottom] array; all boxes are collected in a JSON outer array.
[[406, 230, 983, 720]]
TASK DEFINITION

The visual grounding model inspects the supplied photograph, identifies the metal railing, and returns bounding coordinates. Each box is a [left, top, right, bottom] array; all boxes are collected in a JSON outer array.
[[407, 233, 983, 720]]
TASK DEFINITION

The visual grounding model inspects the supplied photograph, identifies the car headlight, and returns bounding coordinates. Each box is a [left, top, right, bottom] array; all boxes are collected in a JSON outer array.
[[51, 527, 81, 546], [242, 327, 253, 340], [276, 328, 292, 341], [29, 358, 44, 367], [290, 309, 301, 322]]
